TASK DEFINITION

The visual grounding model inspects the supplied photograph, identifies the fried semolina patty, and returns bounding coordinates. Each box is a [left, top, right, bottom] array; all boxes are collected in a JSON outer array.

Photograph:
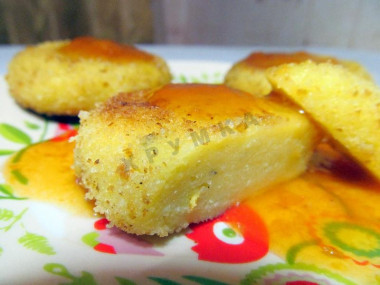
[[6, 37, 171, 116], [267, 61, 380, 181], [73, 83, 318, 236], [224, 51, 372, 97]]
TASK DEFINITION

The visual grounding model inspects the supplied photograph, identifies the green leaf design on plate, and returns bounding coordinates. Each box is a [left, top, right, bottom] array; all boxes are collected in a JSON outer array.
[[177, 74, 188, 83], [0, 149, 14, 156], [0, 184, 13, 196], [12, 146, 29, 163], [11, 169, 28, 185], [0, 123, 32, 145], [0, 184, 27, 200], [149, 277, 182, 285], [0, 246, 2, 256], [183, 275, 230, 285], [0, 208, 14, 221], [174, 72, 223, 84], [18, 232, 56, 255], [82, 232, 99, 247], [115, 276, 137, 285], [286, 240, 318, 264], [241, 263, 357, 285], [38, 119, 49, 142], [190, 76, 202, 83], [0, 208, 27, 232], [24, 121, 40, 130], [44, 263, 97, 285]]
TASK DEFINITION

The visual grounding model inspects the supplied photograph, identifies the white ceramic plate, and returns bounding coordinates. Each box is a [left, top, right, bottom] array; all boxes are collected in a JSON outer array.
[[0, 46, 379, 285]]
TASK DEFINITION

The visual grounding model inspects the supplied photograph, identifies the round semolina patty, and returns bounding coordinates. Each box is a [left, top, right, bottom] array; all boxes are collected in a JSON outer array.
[[224, 51, 372, 97], [73, 83, 317, 236], [6, 37, 171, 116]]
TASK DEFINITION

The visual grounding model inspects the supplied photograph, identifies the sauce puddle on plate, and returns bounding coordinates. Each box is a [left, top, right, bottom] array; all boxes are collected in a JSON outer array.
[[3, 132, 380, 284], [244, 144, 380, 284], [3, 130, 94, 216]]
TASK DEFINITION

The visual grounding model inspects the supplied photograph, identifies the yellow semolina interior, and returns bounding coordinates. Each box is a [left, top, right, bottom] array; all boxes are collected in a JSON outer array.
[[74, 84, 318, 236]]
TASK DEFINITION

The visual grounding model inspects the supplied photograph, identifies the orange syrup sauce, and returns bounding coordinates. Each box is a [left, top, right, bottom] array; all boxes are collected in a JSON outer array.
[[244, 143, 380, 284], [3, 132, 94, 217], [59, 36, 154, 63], [3, 133, 380, 283]]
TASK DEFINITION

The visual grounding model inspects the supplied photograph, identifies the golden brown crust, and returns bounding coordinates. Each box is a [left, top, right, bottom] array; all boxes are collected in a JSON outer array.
[[224, 51, 372, 97], [101, 84, 278, 123], [6, 37, 172, 116], [74, 83, 318, 236], [241, 51, 339, 69], [58, 37, 156, 62]]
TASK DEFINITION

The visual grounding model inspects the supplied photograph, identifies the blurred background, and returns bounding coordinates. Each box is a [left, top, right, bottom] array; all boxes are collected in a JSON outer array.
[[0, 0, 379, 51]]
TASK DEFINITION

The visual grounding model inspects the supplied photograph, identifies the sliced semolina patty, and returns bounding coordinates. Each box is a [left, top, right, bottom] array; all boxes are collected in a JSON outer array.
[[267, 61, 380, 180], [74, 83, 318, 236], [224, 51, 372, 97], [6, 37, 171, 116]]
